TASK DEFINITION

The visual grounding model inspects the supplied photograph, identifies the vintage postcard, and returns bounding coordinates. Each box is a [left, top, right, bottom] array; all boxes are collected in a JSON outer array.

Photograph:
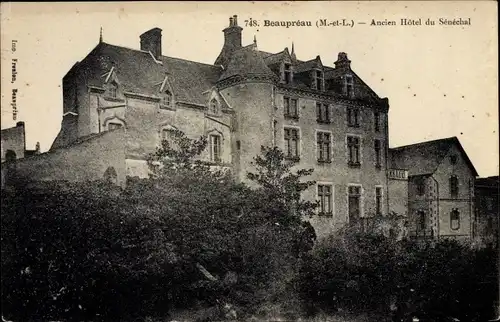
[[1, 1, 498, 321]]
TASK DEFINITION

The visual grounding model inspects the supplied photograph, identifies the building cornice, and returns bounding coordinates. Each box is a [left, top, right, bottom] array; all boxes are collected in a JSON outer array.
[[276, 85, 388, 110]]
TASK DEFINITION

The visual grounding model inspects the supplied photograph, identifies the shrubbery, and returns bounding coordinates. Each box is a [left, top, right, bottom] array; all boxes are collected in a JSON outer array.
[[1, 130, 497, 320], [299, 226, 498, 321]]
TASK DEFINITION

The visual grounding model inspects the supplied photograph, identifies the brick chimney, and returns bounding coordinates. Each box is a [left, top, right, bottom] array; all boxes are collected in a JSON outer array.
[[334, 52, 351, 70], [214, 15, 243, 67], [140, 28, 162, 60]]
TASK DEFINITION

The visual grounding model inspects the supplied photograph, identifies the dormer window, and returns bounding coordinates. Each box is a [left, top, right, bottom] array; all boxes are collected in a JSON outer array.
[[106, 81, 118, 98], [283, 63, 292, 84], [345, 75, 354, 98], [208, 98, 220, 115], [160, 90, 172, 108], [312, 69, 324, 91]]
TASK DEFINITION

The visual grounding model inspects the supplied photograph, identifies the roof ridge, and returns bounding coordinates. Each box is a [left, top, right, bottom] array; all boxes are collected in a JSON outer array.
[[162, 54, 221, 69], [390, 136, 457, 150], [101, 42, 220, 69]]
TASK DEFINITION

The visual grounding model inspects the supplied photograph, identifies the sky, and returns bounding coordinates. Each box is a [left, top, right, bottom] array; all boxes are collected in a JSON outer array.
[[1, 1, 498, 176]]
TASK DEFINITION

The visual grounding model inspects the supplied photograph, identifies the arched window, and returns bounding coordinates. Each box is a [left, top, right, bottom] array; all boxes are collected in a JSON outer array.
[[103, 166, 118, 185], [450, 209, 460, 230], [5, 150, 17, 163], [209, 99, 219, 115], [161, 91, 172, 107], [108, 82, 118, 98]]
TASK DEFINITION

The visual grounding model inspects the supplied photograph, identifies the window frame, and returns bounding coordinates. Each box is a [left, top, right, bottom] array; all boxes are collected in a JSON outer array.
[[208, 98, 220, 116], [374, 139, 382, 168], [417, 210, 426, 233], [283, 96, 299, 120], [375, 186, 383, 215], [345, 74, 354, 98], [316, 102, 330, 124], [209, 134, 222, 163], [316, 131, 332, 163], [450, 208, 460, 230], [416, 178, 426, 196], [348, 184, 363, 223], [283, 63, 292, 84], [347, 135, 361, 167], [284, 127, 300, 161], [347, 107, 360, 127], [317, 183, 334, 216]]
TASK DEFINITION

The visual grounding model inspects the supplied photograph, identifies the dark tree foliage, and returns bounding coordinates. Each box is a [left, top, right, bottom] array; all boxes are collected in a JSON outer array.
[[1, 131, 319, 320], [299, 226, 498, 322], [2, 130, 495, 321]]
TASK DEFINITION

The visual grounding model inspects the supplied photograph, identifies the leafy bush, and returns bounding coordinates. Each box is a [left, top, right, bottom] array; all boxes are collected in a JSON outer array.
[[299, 226, 498, 321], [1, 133, 317, 320]]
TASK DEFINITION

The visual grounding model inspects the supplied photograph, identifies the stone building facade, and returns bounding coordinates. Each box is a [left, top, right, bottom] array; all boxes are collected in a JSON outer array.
[[43, 15, 405, 236], [390, 137, 478, 241], [474, 176, 499, 247]]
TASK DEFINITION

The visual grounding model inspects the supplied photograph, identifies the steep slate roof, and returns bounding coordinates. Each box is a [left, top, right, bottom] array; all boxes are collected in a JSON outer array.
[[263, 49, 291, 65], [72, 38, 384, 108], [475, 176, 499, 188], [294, 57, 323, 73], [390, 137, 478, 177], [218, 44, 277, 81], [81, 42, 222, 105]]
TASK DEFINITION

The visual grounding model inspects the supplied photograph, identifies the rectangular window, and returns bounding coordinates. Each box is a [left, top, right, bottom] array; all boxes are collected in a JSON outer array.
[[311, 71, 318, 90], [348, 186, 361, 223], [347, 136, 360, 166], [108, 84, 118, 98], [375, 187, 382, 215], [161, 129, 170, 141], [316, 103, 330, 123], [317, 132, 331, 162], [347, 108, 360, 127], [417, 210, 426, 233], [374, 112, 381, 132], [450, 155, 457, 165], [209, 135, 221, 162], [450, 176, 459, 198], [318, 184, 333, 215], [374, 139, 382, 168], [345, 75, 354, 98], [317, 70, 324, 91], [284, 128, 300, 160], [450, 209, 460, 230], [416, 179, 426, 196], [284, 63, 292, 84], [284, 97, 298, 119], [273, 120, 278, 146]]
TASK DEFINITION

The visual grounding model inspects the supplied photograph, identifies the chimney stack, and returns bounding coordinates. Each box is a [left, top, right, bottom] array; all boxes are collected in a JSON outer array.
[[214, 15, 243, 67], [140, 28, 162, 60], [334, 52, 351, 70]]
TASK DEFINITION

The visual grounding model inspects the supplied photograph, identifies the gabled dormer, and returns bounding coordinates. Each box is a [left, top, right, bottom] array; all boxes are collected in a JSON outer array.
[[102, 68, 124, 101], [293, 55, 325, 91], [205, 89, 228, 117], [281, 51, 294, 85], [157, 74, 175, 110], [325, 52, 384, 103]]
